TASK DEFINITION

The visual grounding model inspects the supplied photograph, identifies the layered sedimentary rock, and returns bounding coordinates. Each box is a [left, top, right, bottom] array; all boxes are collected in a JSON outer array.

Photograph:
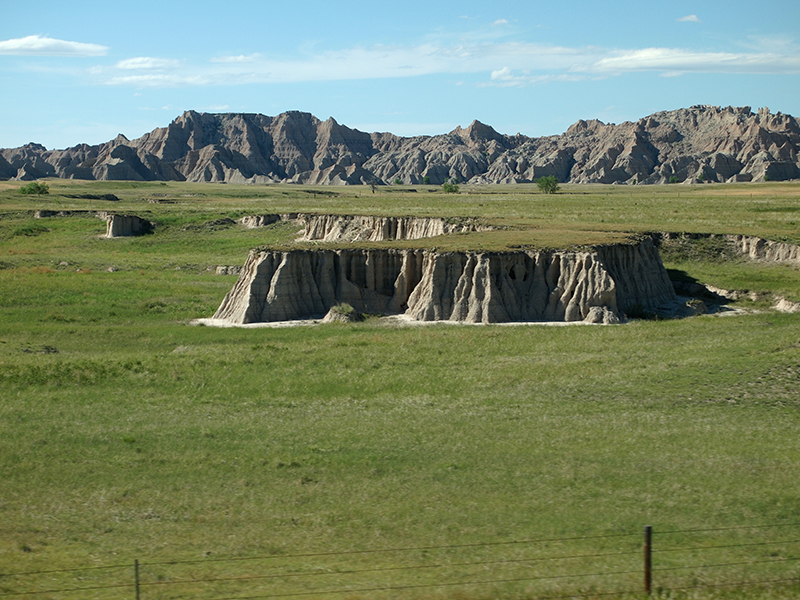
[[212, 238, 675, 324], [4, 105, 798, 185]]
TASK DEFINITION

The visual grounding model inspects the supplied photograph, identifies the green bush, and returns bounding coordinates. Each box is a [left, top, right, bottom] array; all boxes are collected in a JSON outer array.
[[393, 177, 402, 185], [669, 175, 680, 184], [18, 181, 50, 195], [442, 180, 459, 194], [423, 175, 431, 185], [536, 175, 560, 194]]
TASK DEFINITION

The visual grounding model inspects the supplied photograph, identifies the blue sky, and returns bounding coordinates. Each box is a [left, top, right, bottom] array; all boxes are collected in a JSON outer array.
[[2, 0, 799, 150]]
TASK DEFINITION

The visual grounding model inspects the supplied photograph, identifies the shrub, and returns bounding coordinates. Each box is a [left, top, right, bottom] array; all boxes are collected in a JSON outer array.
[[442, 180, 459, 194], [393, 177, 402, 185], [13, 223, 49, 237], [669, 175, 680, 184], [19, 181, 49, 195], [423, 175, 431, 185], [331, 303, 355, 316], [536, 175, 560, 194]]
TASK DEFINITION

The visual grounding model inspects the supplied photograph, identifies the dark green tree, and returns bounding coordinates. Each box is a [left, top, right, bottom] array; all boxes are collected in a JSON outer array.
[[536, 175, 559, 194]]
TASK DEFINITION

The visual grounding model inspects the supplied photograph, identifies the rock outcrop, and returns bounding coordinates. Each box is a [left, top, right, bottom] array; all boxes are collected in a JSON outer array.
[[727, 235, 800, 265], [4, 105, 799, 185], [658, 232, 800, 267], [104, 214, 154, 237], [298, 215, 491, 242], [238, 213, 491, 242], [212, 238, 674, 324]]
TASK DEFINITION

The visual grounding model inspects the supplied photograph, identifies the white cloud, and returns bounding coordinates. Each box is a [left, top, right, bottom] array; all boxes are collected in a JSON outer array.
[[210, 54, 262, 63], [585, 47, 800, 75], [491, 66, 513, 80], [0, 34, 107, 56], [492, 19, 509, 26], [116, 57, 181, 70], [96, 39, 800, 89], [677, 15, 701, 23]]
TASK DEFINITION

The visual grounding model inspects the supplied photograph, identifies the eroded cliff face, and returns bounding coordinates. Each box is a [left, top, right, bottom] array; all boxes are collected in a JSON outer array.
[[212, 238, 675, 324], [298, 215, 491, 242], [213, 249, 423, 323]]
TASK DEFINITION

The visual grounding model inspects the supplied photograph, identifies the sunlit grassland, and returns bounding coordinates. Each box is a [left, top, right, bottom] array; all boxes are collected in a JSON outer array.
[[1, 180, 800, 598]]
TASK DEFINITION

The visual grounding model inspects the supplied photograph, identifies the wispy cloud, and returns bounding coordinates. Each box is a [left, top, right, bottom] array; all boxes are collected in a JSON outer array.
[[116, 57, 181, 70], [677, 15, 701, 23], [0, 34, 107, 56], [92, 39, 800, 88], [210, 53, 262, 63], [585, 47, 800, 75], [492, 19, 509, 26]]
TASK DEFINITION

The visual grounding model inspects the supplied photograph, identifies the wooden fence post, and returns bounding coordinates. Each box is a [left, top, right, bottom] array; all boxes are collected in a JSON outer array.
[[644, 525, 652, 595], [135, 559, 140, 600]]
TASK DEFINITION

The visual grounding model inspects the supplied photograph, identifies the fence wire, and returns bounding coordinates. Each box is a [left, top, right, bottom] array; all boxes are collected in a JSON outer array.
[[2, 522, 799, 599]]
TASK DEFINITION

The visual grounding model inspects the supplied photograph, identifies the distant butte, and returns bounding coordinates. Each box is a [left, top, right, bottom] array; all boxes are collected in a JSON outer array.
[[2, 105, 799, 185]]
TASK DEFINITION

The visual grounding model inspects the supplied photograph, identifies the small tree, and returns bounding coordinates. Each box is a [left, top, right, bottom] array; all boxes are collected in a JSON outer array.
[[19, 181, 49, 195], [423, 175, 431, 185], [442, 179, 459, 194], [393, 177, 402, 185], [536, 175, 559, 194], [669, 175, 680, 184]]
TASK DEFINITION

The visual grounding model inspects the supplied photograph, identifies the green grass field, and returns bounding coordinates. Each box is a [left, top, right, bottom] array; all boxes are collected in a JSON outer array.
[[1, 180, 800, 599]]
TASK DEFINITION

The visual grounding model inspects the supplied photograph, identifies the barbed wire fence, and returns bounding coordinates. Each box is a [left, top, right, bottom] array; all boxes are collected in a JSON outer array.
[[2, 523, 799, 599]]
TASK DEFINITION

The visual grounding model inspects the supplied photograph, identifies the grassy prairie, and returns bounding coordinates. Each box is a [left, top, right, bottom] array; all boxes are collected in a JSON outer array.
[[1, 180, 800, 599]]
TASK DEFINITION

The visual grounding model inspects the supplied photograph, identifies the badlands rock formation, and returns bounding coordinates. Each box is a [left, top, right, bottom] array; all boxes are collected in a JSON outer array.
[[298, 215, 491, 242], [212, 238, 675, 325], [3, 105, 798, 185], [727, 235, 800, 265]]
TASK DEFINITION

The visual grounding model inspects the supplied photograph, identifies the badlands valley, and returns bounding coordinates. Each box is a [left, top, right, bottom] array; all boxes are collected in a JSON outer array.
[[2, 107, 800, 598]]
